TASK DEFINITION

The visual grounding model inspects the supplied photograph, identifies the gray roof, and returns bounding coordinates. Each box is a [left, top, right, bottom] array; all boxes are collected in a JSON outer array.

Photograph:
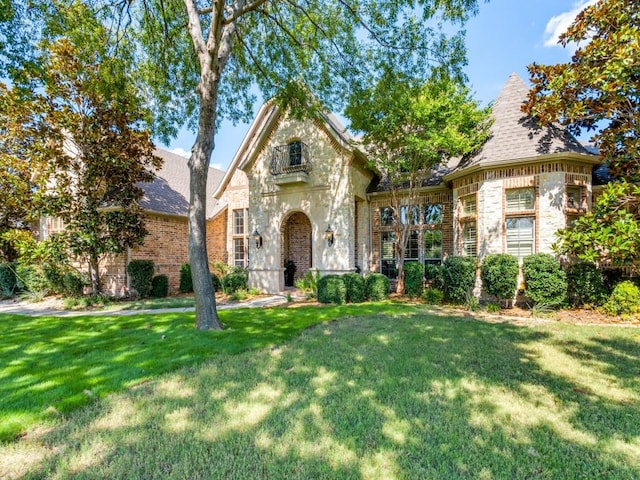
[[455, 73, 591, 171], [140, 149, 226, 218]]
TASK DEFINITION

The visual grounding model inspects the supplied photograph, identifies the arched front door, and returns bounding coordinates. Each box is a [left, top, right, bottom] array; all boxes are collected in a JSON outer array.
[[282, 212, 312, 286]]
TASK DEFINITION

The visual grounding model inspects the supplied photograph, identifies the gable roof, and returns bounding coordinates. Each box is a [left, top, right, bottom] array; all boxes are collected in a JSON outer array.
[[140, 149, 225, 219], [213, 101, 360, 199], [451, 73, 597, 175]]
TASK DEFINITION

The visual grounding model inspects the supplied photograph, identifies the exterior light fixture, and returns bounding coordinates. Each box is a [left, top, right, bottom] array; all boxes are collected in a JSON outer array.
[[324, 224, 335, 247], [253, 229, 263, 249]]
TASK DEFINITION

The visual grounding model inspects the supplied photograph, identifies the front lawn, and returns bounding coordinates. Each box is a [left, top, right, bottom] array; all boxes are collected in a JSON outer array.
[[2, 305, 639, 479]]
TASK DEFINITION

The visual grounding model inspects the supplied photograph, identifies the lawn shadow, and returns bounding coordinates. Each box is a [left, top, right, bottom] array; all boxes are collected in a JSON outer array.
[[9, 310, 640, 479]]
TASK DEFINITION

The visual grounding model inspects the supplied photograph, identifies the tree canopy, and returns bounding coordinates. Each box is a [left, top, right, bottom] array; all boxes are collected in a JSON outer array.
[[523, 0, 640, 268]]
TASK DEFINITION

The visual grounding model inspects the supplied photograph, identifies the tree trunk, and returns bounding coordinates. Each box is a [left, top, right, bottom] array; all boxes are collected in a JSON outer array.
[[89, 253, 100, 295]]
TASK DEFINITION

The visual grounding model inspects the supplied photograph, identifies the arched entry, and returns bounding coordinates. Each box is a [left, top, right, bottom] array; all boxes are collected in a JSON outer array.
[[281, 212, 312, 286]]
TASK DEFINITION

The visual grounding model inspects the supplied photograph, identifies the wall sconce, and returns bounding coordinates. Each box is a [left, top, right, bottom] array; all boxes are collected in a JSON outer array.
[[324, 224, 335, 247], [253, 229, 263, 249]]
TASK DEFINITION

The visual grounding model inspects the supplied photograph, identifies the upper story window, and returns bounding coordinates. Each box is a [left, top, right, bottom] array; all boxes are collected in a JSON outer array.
[[233, 209, 246, 236], [506, 188, 535, 212], [288, 141, 302, 167], [380, 207, 394, 226], [566, 186, 583, 209], [270, 141, 311, 175], [461, 195, 476, 217], [423, 204, 443, 225]]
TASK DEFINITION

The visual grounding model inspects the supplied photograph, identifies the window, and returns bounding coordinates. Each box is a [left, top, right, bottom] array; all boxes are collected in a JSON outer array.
[[566, 186, 582, 209], [233, 238, 247, 268], [506, 188, 535, 212], [423, 204, 443, 225], [380, 207, 394, 226], [461, 195, 476, 216], [288, 141, 302, 167], [380, 231, 397, 279], [424, 230, 443, 264], [405, 230, 419, 260], [462, 222, 477, 257], [399, 205, 420, 225], [233, 209, 245, 235], [506, 217, 534, 259]]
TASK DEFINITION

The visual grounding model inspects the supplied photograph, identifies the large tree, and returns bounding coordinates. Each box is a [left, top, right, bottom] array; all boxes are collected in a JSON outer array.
[[346, 70, 490, 293], [523, 0, 640, 267], [1, 3, 161, 293], [116, 0, 484, 329]]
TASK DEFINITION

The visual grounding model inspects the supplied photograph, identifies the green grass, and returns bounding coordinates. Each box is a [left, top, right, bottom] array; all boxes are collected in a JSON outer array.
[[2, 305, 640, 479], [0, 302, 402, 442], [64, 294, 197, 311]]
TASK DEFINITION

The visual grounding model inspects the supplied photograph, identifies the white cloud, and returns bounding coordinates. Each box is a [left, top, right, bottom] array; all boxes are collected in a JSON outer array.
[[212, 163, 223, 170], [543, 0, 598, 50], [169, 147, 190, 158]]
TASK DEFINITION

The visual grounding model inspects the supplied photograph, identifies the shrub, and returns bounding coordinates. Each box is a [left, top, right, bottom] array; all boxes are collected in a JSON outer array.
[[480, 254, 519, 305], [602, 281, 640, 316], [230, 289, 248, 301], [342, 272, 366, 303], [295, 269, 320, 299], [404, 262, 424, 298], [127, 259, 155, 298], [151, 275, 169, 298], [62, 271, 85, 297], [318, 275, 346, 304], [222, 271, 248, 295], [0, 262, 17, 298], [15, 264, 48, 294], [442, 256, 476, 304], [211, 273, 221, 292], [422, 288, 443, 305], [179, 263, 193, 293], [566, 262, 607, 307], [366, 273, 389, 301], [424, 264, 445, 290], [485, 302, 501, 313], [522, 253, 567, 309]]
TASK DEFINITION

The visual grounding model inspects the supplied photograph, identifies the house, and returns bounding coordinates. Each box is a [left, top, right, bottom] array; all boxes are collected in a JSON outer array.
[[50, 72, 599, 297], [208, 73, 601, 294]]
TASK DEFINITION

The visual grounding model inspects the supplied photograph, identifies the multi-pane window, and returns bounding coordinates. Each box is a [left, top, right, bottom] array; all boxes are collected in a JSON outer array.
[[566, 186, 582, 209], [380, 207, 394, 226], [506, 188, 535, 212], [288, 141, 302, 167], [400, 205, 420, 225], [423, 204, 443, 225], [232, 208, 248, 268], [506, 217, 534, 259], [405, 230, 419, 260], [462, 222, 477, 257], [461, 195, 476, 216], [424, 230, 443, 264], [381, 231, 397, 279]]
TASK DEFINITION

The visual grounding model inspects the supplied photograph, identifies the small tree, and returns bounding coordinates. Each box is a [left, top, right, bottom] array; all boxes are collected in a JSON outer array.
[[522, 253, 567, 309]]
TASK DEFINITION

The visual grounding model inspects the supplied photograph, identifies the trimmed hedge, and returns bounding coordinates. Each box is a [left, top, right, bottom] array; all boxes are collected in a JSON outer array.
[[222, 271, 248, 295], [366, 273, 389, 301], [151, 274, 169, 298], [480, 254, 519, 304], [424, 264, 444, 290], [602, 281, 640, 316], [0, 262, 17, 298], [566, 262, 607, 307], [127, 259, 155, 298], [179, 263, 193, 293], [422, 287, 443, 305], [522, 253, 567, 309], [318, 275, 347, 304], [442, 256, 476, 304], [342, 273, 366, 303], [404, 262, 424, 298]]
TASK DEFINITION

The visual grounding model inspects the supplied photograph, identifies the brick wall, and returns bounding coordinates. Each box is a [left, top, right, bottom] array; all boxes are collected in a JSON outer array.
[[282, 212, 312, 282], [207, 212, 228, 265]]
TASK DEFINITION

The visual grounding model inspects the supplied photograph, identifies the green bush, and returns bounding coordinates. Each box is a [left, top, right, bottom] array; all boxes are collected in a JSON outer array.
[[566, 262, 607, 307], [366, 273, 390, 301], [179, 263, 193, 293], [317, 275, 347, 304], [0, 262, 17, 298], [522, 253, 567, 309], [15, 264, 48, 294], [127, 259, 155, 298], [151, 275, 169, 298], [422, 287, 443, 305], [342, 272, 366, 303], [295, 269, 320, 299], [602, 281, 640, 316], [211, 273, 221, 292], [222, 271, 248, 295], [480, 254, 519, 304], [442, 256, 477, 304], [424, 264, 445, 290], [404, 262, 424, 298], [62, 271, 85, 297]]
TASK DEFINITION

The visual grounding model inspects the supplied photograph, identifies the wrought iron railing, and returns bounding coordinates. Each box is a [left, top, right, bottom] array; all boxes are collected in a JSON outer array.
[[269, 142, 311, 176]]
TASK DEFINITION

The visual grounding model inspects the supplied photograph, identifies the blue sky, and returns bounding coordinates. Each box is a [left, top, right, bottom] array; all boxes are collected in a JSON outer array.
[[162, 0, 597, 171]]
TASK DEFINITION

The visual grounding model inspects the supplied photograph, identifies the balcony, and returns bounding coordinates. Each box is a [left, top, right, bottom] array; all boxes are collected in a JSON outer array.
[[270, 142, 311, 185]]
